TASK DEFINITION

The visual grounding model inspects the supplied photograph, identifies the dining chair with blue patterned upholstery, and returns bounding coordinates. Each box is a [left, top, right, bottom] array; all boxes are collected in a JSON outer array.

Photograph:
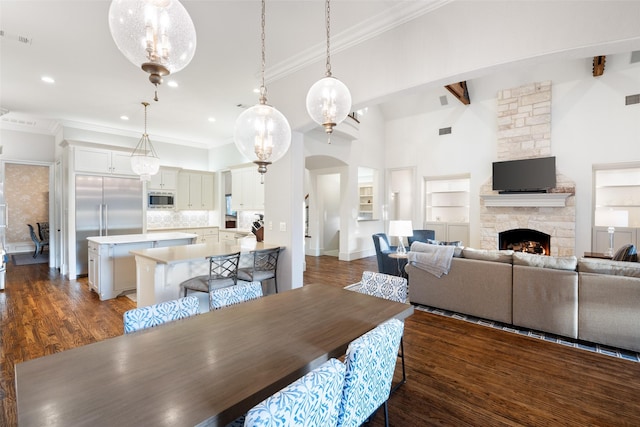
[[357, 271, 408, 392], [209, 280, 263, 310], [242, 358, 346, 427], [123, 296, 199, 334], [336, 318, 404, 427]]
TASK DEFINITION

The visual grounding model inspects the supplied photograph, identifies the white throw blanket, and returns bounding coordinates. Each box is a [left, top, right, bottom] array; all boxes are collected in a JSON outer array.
[[407, 244, 455, 278]]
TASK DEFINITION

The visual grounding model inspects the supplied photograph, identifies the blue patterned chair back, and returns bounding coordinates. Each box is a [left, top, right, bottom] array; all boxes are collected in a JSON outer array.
[[243, 358, 346, 427], [358, 271, 408, 303], [123, 296, 199, 334], [336, 319, 404, 427], [209, 281, 263, 310]]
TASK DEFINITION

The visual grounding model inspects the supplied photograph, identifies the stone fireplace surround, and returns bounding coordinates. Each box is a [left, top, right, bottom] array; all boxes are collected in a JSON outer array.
[[479, 82, 576, 257]]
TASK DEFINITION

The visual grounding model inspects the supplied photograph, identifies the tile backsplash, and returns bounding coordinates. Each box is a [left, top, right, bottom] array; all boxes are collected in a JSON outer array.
[[147, 211, 213, 229]]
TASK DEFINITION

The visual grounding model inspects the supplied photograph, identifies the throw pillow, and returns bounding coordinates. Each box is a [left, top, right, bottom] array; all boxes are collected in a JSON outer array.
[[461, 247, 513, 264], [612, 244, 638, 262], [512, 252, 577, 271]]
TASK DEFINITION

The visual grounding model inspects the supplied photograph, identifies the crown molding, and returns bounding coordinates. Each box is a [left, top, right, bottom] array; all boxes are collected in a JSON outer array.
[[266, 0, 451, 84]]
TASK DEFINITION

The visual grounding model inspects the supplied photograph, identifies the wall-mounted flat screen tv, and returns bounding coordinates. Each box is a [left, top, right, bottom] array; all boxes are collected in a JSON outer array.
[[492, 156, 556, 193]]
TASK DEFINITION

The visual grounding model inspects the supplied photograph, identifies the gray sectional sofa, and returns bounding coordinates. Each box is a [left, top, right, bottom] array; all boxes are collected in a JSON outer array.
[[405, 244, 640, 353]]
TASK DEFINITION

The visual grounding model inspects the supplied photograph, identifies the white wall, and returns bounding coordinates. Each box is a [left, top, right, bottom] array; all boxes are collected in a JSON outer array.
[[384, 53, 640, 255], [0, 130, 56, 162]]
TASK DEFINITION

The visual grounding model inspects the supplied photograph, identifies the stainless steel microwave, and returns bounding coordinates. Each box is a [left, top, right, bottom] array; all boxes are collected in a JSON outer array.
[[148, 191, 175, 209]]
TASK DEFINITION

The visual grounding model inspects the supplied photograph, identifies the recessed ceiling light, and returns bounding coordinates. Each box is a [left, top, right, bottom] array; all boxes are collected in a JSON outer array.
[[253, 88, 260, 94], [41, 76, 55, 84], [208, 117, 216, 123], [120, 115, 129, 121], [167, 80, 178, 88]]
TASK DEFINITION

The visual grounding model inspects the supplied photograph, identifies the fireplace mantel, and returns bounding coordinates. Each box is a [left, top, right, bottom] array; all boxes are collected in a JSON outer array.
[[481, 193, 571, 207]]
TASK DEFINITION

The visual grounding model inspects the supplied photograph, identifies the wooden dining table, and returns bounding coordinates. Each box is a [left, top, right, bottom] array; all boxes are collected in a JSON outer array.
[[15, 283, 414, 426]]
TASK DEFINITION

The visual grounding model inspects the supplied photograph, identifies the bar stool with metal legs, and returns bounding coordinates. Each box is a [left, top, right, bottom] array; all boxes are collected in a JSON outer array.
[[237, 247, 280, 294], [180, 252, 241, 309]]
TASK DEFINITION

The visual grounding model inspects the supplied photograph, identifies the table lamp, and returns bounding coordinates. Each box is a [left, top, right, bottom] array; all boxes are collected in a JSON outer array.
[[388, 220, 413, 255]]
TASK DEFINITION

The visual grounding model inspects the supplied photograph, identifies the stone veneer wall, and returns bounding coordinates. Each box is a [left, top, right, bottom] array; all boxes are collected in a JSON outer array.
[[480, 81, 576, 256]]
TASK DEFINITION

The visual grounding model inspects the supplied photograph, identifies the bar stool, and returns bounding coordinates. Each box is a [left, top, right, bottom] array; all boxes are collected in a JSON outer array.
[[180, 252, 241, 308], [237, 247, 280, 294]]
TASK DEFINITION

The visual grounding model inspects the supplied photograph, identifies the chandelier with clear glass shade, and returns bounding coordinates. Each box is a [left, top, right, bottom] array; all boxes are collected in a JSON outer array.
[[108, 0, 197, 100], [233, 0, 291, 180], [306, 0, 352, 138], [131, 102, 160, 181]]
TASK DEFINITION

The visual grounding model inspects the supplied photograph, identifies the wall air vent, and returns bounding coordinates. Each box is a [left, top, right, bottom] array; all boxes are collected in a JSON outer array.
[[0, 30, 33, 45], [625, 94, 640, 105], [631, 51, 640, 64], [439, 127, 452, 135], [439, 95, 448, 106]]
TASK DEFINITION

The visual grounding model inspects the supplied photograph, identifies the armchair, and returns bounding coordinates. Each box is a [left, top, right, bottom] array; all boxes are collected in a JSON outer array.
[[407, 229, 436, 246], [372, 233, 399, 276]]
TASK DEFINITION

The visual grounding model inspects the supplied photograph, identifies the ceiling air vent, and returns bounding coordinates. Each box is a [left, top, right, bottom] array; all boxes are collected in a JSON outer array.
[[439, 127, 452, 136], [626, 94, 640, 106]]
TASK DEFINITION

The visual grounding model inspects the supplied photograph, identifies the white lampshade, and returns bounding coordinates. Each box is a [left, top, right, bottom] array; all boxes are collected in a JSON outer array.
[[233, 103, 292, 173], [388, 220, 413, 237], [108, 0, 196, 79], [306, 76, 352, 134]]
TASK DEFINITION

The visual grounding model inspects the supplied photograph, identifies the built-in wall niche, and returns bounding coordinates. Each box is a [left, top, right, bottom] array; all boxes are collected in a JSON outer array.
[[424, 174, 470, 245], [358, 167, 379, 221], [592, 163, 640, 253]]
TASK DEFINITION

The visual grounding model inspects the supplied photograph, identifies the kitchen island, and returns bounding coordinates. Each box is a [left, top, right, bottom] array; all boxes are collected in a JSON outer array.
[[131, 240, 281, 308], [87, 232, 197, 300]]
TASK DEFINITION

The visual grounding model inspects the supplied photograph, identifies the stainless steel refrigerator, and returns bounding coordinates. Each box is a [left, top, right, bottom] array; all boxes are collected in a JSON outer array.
[[75, 175, 143, 275]]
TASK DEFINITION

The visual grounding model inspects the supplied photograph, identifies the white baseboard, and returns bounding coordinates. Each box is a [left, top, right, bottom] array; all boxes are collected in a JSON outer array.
[[6, 241, 34, 254]]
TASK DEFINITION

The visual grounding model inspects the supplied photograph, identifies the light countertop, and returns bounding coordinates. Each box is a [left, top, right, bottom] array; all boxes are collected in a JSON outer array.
[[87, 232, 197, 245], [130, 241, 280, 264]]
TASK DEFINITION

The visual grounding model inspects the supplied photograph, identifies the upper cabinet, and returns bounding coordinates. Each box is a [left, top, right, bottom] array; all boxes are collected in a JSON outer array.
[[74, 146, 135, 176], [177, 171, 215, 210], [148, 168, 178, 191], [231, 167, 264, 211]]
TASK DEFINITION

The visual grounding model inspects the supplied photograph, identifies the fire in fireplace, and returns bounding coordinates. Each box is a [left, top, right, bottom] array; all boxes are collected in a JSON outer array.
[[499, 228, 551, 255]]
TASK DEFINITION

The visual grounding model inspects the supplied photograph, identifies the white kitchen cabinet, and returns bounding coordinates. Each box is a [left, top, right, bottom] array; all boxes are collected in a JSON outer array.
[[231, 167, 264, 211], [74, 146, 135, 176], [149, 168, 178, 191], [177, 171, 215, 210], [87, 233, 197, 300]]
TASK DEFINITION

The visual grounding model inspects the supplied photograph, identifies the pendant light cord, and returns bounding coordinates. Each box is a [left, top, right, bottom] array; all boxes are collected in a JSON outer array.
[[325, 0, 332, 77], [259, 0, 267, 104]]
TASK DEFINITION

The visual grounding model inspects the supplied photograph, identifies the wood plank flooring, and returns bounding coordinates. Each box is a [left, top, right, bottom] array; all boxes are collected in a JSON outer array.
[[2, 256, 640, 426]]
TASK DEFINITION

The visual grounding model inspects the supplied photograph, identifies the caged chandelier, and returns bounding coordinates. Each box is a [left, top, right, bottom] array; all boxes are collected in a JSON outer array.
[[306, 0, 352, 142], [108, 0, 197, 101], [131, 102, 160, 181], [233, 0, 291, 181]]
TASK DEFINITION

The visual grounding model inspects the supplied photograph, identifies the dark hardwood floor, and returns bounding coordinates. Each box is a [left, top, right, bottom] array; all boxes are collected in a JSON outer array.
[[2, 256, 640, 426]]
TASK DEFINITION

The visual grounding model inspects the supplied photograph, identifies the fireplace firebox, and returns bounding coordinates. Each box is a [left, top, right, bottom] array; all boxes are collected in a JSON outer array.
[[499, 228, 550, 255]]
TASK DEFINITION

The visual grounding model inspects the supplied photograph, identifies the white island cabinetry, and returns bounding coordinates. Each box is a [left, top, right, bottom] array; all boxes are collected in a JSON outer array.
[[87, 232, 197, 301]]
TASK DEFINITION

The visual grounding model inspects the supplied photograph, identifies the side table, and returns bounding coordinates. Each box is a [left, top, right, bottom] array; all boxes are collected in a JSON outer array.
[[389, 252, 409, 278]]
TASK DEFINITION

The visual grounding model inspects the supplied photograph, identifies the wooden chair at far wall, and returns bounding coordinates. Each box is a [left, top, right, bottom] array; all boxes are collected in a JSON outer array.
[[336, 319, 405, 427], [123, 296, 199, 334], [180, 252, 241, 308], [27, 224, 49, 258], [239, 358, 346, 427], [209, 281, 263, 310], [356, 271, 408, 393], [237, 247, 281, 294]]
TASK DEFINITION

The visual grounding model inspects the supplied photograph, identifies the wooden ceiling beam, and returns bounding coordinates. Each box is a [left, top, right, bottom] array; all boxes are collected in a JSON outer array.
[[444, 81, 470, 105], [593, 56, 606, 77]]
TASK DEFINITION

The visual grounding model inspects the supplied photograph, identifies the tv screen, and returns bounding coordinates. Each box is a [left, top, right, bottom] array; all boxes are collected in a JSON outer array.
[[492, 156, 556, 193]]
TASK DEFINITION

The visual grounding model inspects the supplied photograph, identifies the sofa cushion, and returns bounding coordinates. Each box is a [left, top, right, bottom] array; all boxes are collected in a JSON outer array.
[[461, 247, 513, 264], [512, 252, 577, 271], [578, 258, 640, 278], [411, 241, 463, 257]]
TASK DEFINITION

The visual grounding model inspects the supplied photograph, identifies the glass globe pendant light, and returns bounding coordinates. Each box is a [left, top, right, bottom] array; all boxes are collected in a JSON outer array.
[[131, 102, 160, 181], [234, 0, 291, 181], [306, 0, 352, 141], [108, 0, 197, 101]]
